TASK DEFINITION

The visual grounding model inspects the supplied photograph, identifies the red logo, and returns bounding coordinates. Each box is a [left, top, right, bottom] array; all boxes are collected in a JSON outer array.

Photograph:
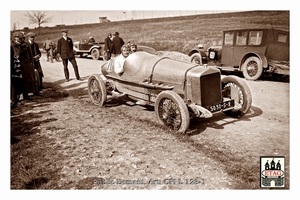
[[262, 170, 284, 177]]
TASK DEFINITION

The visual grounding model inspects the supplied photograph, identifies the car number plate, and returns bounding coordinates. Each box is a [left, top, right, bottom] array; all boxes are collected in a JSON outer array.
[[207, 99, 234, 112]]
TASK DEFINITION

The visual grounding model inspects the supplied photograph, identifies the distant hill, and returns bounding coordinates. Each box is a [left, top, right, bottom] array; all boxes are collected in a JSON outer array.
[[15, 10, 289, 54]]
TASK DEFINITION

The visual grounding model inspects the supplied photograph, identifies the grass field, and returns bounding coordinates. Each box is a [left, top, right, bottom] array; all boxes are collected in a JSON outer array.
[[17, 10, 289, 54]]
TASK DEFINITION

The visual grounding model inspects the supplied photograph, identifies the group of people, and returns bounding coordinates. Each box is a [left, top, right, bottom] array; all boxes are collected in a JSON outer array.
[[104, 32, 137, 59], [104, 31, 138, 75], [10, 28, 83, 108], [10, 29, 138, 107], [10, 31, 44, 107]]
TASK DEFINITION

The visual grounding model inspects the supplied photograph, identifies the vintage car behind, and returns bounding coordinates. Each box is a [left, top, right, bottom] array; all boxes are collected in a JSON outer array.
[[87, 52, 252, 133], [188, 29, 289, 81], [73, 39, 156, 61], [73, 40, 106, 60]]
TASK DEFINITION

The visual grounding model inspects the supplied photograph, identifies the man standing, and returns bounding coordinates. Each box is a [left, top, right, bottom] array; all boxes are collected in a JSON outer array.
[[104, 33, 113, 60], [57, 29, 82, 81], [26, 32, 44, 90], [19, 32, 37, 100], [112, 32, 125, 58], [43, 37, 54, 63]]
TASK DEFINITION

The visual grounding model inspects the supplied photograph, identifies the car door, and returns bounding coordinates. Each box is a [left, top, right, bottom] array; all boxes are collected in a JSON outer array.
[[221, 31, 235, 66], [232, 30, 248, 66]]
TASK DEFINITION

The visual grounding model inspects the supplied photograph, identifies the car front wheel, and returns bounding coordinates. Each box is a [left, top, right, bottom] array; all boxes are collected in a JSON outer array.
[[155, 91, 190, 133], [221, 75, 252, 117], [88, 74, 107, 106], [242, 56, 263, 80]]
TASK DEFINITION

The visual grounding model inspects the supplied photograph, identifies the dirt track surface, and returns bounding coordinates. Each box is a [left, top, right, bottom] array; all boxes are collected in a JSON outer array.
[[10, 53, 289, 189]]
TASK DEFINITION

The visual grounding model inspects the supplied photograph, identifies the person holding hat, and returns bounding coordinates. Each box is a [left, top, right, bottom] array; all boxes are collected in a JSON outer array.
[[57, 29, 82, 81], [112, 31, 125, 58], [26, 32, 44, 91]]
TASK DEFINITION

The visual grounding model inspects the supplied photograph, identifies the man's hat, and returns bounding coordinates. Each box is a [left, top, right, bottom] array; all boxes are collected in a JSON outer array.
[[61, 29, 68, 33], [114, 32, 119, 36], [13, 32, 23, 38], [27, 32, 36, 37]]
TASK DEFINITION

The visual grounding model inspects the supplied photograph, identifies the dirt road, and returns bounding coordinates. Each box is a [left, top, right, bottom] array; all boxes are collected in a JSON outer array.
[[10, 53, 290, 189]]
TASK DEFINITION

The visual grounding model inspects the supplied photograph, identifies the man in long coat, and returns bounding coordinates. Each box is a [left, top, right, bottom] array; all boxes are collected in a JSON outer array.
[[112, 32, 125, 57], [104, 33, 113, 60], [26, 32, 44, 90], [57, 29, 81, 81]]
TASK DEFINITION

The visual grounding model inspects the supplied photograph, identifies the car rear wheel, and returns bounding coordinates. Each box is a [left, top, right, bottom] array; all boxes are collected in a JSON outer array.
[[190, 53, 202, 65], [221, 75, 252, 117], [91, 48, 100, 60], [242, 56, 263, 80], [88, 74, 107, 106], [155, 91, 190, 133]]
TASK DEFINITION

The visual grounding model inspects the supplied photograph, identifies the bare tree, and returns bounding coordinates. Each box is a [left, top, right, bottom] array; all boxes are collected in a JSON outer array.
[[24, 11, 52, 34]]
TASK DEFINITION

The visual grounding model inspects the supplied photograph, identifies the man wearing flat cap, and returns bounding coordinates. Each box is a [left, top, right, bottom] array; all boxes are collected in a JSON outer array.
[[57, 29, 82, 81], [26, 32, 44, 91]]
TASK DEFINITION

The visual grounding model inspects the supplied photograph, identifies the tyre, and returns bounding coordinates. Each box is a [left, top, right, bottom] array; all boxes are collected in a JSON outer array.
[[91, 48, 100, 60], [155, 91, 190, 133], [34, 69, 41, 91], [190, 53, 202, 65], [222, 75, 252, 117], [242, 56, 263, 80], [88, 74, 107, 106]]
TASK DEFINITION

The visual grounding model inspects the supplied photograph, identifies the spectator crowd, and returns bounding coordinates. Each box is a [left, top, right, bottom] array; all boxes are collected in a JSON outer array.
[[10, 31, 45, 108], [10, 29, 137, 109]]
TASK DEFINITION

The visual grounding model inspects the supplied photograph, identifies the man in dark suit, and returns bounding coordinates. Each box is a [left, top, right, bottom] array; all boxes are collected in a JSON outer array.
[[57, 29, 82, 81], [112, 32, 125, 58], [26, 32, 44, 91]]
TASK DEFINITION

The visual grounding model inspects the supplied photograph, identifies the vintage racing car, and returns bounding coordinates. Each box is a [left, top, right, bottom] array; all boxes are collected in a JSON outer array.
[[87, 52, 252, 133]]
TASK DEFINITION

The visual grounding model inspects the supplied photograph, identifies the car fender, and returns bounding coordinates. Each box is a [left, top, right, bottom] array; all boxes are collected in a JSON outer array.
[[240, 52, 268, 70], [188, 49, 207, 58], [88, 45, 102, 52]]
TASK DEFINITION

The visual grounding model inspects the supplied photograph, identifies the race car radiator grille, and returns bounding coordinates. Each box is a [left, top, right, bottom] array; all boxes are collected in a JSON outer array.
[[200, 73, 222, 107]]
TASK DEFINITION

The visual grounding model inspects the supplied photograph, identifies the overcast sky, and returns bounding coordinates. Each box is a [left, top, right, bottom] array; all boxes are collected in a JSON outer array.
[[10, 10, 237, 30], [8, 0, 295, 30]]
